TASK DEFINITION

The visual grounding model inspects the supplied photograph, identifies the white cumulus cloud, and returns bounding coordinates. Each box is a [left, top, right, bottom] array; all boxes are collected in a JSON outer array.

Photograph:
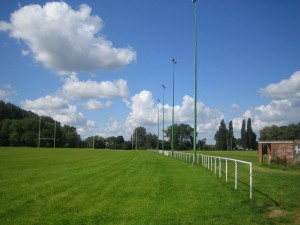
[[22, 95, 68, 110], [233, 71, 300, 136], [83, 99, 113, 110], [255, 72, 300, 130], [260, 71, 300, 101], [125, 90, 157, 128], [21, 95, 92, 127], [0, 1, 136, 73], [99, 119, 125, 138], [122, 90, 224, 143], [60, 74, 129, 99], [231, 103, 240, 110], [0, 84, 17, 101]]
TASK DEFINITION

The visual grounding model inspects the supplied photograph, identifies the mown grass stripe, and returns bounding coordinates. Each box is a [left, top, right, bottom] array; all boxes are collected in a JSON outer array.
[[0, 148, 299, 225]]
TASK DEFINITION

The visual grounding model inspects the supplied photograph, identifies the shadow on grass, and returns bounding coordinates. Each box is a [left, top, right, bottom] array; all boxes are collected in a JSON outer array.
[[223, 171, 280, 207]]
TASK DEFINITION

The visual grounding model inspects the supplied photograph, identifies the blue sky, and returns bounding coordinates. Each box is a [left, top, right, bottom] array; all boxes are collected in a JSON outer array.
[[1, 0, 300, 144]]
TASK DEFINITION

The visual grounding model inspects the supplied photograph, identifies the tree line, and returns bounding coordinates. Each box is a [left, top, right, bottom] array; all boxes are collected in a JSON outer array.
[[260, 122, 300, 140], [2, 101, 299, 150], [82, 135, 132, 150], [0, 101, 163, 149], [0, 101, 80, 147], [76, 120, 300, 150], [83, 124, 197, 150], [131, 124, 195, 150], [214, 118, 257, 150]]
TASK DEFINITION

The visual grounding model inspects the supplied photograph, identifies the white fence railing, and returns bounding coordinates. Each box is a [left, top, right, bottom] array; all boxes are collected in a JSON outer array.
[[149, 150, 253, 199]]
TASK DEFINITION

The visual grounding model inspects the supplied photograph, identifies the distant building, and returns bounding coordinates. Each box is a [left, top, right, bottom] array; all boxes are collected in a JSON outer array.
[[258, 140, 300, 165]]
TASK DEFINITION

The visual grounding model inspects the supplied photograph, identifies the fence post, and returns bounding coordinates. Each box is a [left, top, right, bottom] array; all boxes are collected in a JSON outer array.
[[219, 158, 221, 178], [250, 163, 253, 199], [208, 156, 210, 169], [225, 159, 228, 183], [235, 161, 238, 190], [207, 156, 208, 168], [214, 157, 216, 174]]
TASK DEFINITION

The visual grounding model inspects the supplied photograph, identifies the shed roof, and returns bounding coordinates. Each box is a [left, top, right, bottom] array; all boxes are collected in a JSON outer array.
[[258, 140, 294, 144]]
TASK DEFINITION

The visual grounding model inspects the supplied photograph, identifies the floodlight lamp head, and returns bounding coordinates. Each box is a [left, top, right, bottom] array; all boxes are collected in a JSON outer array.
[[193, 0, 197, 3], [162, 84, 166, 89]]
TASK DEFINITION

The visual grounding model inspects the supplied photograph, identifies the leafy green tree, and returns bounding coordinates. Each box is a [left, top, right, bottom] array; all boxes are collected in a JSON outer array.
[[165, 123, 193, 150], [20, 118, 39, 146], [214, 119, 228, 150], [285, 124, 296, 140], [116, 136, 125, 149], [260, 122, 300, 140], [106, 136, 117, 149], [10, 131, 21, 146], [0, 119, 11, 146], [83, 136, 106, 149], [84, 136, 94, 148], [62, 125, 80, 148], [241, 119, 247, 149], [121, 140, 132, 150], [199, 138, 208, 150], [132, 127, 147, 149], [21, 131, 37, 147], [246, 118, 257, 149], [95, 136, 106, 149], [0, 101, 82, 148], [95, 136, 105, 148], [145, 132, 158, 149], [105, 136, 125, 149], [228, 120, 236, 150]]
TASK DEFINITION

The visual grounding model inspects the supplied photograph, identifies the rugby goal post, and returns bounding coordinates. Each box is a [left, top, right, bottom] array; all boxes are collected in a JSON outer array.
[[38, 116, 56, 148]]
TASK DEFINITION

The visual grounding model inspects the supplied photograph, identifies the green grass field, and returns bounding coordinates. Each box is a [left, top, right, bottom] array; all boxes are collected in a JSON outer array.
[[0, 148, 299, 225]]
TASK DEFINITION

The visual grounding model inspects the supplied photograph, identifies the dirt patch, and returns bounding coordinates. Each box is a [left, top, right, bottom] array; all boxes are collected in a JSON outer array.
[[294, 215, 300, 225], [269, 208, 300, 224], [269, 209, 287, 218]]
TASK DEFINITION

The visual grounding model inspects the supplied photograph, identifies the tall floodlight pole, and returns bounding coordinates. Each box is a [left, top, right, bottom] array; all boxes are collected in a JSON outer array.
[[193, 0, 198, 164], [157, 99, 160, 150], [172, 58, 177, 157], [162, 84, 166, 151]]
